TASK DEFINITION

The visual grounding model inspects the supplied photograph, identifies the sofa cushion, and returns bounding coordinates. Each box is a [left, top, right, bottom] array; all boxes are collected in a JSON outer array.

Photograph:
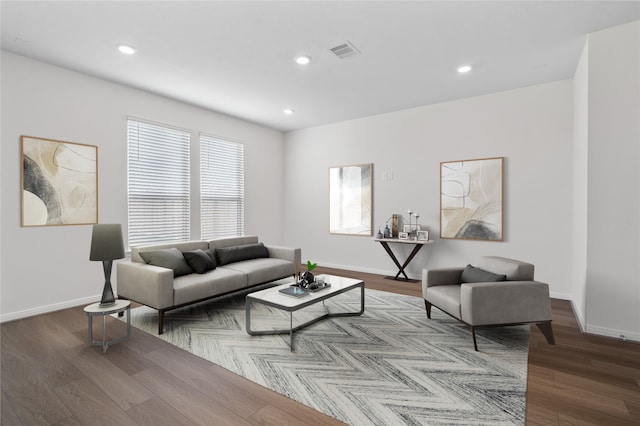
[[173, 268, 247, 305], [215, 243, 269, 266], [139, 248, 193, 277], [183, 249, 216, 274], [460, 264, 507, 283], [222, 258, 294, 286]]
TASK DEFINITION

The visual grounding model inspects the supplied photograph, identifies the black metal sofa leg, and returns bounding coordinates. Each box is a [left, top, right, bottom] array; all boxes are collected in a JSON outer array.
[[158, 311, 165, 335], [424, 301, 432, 319], [471, 326, 479, 351]]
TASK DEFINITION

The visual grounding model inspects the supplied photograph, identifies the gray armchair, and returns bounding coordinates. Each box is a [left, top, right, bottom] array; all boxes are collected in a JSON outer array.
[[422, 256, 555, 351]]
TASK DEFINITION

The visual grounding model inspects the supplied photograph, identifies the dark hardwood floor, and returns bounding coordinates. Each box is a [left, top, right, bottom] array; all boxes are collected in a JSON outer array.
[[2, 266, 639, 425]]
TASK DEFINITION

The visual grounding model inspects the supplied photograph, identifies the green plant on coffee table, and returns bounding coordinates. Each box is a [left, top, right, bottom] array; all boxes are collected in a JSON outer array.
[[300, 260, 317, 286]]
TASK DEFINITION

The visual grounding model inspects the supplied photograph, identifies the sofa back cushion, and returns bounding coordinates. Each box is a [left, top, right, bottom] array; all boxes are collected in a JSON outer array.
[[477, 256, 535, 281], [132, 241, 208, 263], [183, 249, 217, 274], [139, 248, 194, 277], [208, 235, 259, 250], [215, 243, 269, 266]]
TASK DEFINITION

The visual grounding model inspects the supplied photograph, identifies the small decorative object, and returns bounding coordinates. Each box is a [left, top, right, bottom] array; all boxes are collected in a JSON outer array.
[[279, 286, 308, 298], [405, 209, 421, 239], [90, 224, 125, 306], [417, 230, 429, 241], [391, 214, 398, 237], [299, 260, 318, 287], [376, 227, 383, 239], [398, 232, 409, 240], [383, 224, 391, 238]]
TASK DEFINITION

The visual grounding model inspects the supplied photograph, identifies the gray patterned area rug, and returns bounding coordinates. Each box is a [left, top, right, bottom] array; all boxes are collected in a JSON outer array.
[[125, 286, 529, 425]]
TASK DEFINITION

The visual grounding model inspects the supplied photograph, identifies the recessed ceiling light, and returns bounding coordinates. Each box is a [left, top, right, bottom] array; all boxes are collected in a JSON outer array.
[[283, 108, 295, 115], [295, 56, 311, 65], [118, 44, 136, 55], [457, 65, 472, 73]]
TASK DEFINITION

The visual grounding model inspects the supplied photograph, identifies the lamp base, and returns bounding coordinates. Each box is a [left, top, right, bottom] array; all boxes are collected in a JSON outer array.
[[99, 260, 116, 307]]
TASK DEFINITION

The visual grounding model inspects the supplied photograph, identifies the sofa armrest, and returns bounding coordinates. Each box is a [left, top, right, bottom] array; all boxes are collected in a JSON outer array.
[[116, 262, 174, 309], [265, 245, 301, 275], [460, 281, 552, 326]]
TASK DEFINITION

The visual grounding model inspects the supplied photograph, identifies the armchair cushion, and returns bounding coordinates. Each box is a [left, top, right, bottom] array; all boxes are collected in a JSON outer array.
[[460, 264, 506, 283]]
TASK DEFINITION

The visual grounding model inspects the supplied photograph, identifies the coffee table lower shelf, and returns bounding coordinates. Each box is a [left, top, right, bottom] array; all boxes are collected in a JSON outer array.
[[245, 276, 364, 351]]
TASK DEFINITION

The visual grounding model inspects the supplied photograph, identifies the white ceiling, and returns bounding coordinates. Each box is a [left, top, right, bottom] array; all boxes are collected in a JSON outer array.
[[2, 1, 639, 132]]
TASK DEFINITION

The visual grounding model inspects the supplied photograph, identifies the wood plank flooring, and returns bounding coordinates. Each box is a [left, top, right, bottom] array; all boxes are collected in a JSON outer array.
[[2, 266, 639, 425]]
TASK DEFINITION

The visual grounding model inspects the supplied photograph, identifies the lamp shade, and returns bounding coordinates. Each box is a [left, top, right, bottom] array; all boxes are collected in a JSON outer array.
[[90, 224, 125, 261]]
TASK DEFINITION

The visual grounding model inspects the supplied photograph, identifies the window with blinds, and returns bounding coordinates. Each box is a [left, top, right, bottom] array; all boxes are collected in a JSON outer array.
[[200, 135, 244, 240], [127, 119, 190, 247]]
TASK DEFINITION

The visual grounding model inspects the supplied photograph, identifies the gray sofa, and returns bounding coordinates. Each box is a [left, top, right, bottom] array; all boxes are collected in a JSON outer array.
[[117, 235, 300, 334], [422, 256, 555, 351]]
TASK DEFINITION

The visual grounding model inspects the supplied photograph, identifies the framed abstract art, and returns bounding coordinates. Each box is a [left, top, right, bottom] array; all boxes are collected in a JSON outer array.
[[21, 136, 98, 227], [440, 157, 503, 241]]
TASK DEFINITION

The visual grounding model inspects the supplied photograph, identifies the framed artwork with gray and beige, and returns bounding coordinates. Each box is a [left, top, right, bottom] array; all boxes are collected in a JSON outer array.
[[440, 157, 503, 241], [21, 136, 98, 227]]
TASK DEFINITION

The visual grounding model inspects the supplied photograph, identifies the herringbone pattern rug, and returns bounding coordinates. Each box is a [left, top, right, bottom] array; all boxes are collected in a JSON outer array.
[[125, 286, 529, 425]]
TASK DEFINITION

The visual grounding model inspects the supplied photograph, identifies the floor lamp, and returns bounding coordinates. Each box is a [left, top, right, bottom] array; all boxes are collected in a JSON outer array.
[[90, 224, 125, 307]]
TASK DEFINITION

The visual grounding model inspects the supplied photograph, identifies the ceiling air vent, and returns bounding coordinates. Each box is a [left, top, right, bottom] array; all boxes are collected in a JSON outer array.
[[330, 41, 361, 59]]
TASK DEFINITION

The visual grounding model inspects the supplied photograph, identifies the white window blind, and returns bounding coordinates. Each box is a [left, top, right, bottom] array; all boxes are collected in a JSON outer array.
[[127, 119, 190, 247], [200, 135, 244, 240]]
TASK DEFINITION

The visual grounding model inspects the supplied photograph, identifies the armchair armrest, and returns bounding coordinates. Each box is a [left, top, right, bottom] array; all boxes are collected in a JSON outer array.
[[460, 281, 552, 326], [116, 262, 174, 309], [265, 245, 302, 275], [422, 267, 464, 299]]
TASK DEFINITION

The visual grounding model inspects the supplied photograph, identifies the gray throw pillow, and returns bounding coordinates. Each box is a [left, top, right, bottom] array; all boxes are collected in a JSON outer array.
[[139, 248, 193, 277], [460, 264, 507, 283], [183, 249, 216, 274], [215, 243, 269, 266]]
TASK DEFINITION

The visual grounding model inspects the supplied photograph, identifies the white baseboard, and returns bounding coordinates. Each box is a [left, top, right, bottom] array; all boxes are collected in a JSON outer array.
[[549, 291, 572, 301], [570, 300, 587, 333], [317, 262, 415, 280], [0, 294, 99, 323], [585, 324, 640, 343]]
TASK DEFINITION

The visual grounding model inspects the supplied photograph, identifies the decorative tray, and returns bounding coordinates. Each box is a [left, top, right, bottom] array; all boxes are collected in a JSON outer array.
[[292, 282, 331, 292]]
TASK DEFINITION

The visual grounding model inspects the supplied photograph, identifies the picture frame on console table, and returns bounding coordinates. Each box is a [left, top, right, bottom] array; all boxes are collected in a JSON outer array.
[[21, 135, 98, 227], [403, 224, 420, 234], [440, 156, 503, 241], [417, 230, 429, 241], [398, 232, 409, 240]]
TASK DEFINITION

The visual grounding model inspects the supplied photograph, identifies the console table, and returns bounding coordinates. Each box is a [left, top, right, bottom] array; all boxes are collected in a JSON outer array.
[[374, 238, 433, 282]]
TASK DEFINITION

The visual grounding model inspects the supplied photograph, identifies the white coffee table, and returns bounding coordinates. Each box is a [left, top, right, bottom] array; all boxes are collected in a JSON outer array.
[[245, 275, 365, 351]]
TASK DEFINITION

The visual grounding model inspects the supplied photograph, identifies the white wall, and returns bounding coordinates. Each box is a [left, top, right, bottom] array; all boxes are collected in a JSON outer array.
[[572, 41, 589, 331], [284, 81, 574, 299], [585, 21, 640, 341], [0, 51, 285, 321]]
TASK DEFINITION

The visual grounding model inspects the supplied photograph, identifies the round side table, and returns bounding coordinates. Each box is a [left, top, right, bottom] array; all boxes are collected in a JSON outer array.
[[84, 299, 131, 353]]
